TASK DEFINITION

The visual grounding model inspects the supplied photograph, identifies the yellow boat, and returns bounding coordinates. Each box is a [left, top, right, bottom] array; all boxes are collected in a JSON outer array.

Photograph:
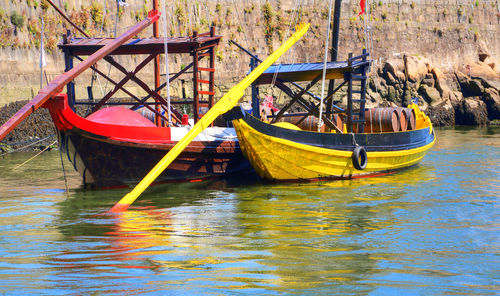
[[232, 103, 434, 181], [229, 50, 435, 181]]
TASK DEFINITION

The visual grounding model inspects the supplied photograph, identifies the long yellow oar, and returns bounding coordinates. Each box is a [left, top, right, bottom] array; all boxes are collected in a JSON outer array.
[[109, 23, 310, 213]]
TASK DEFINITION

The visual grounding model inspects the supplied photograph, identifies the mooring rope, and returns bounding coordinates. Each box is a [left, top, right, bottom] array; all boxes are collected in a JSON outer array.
[[12, 140, 57, 170], [0, 134, 56, 156], [58, 140, 70, 199]]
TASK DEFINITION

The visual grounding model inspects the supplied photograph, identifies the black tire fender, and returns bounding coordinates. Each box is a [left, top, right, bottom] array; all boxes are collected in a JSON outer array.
[[352, 146, 367, 170]]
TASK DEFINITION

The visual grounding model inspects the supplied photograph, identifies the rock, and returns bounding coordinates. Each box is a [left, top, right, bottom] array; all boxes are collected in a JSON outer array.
[[482, 88, 500, 120], [368, 77, 379, 92], [367, 88, 382, 104], [455, 97, 488, 125], [476, 77, 500, 92], [427, 98, 455, 126], [433, 72, 447, 95], [418, 84, 441, 105], [0, 100, 56, 151], [377, 80, 388, 98], [468, 79, 484, 96], [449, 91, 463, 108], [430, 66, 446, 82], [384, 58, 405, 78], [395, 70, 406, 82], [455, 71, 485, 97], [488, 63, 496, 74], [468, 62, 499, 79], [387, 85, 398, 103], [455, 70, 470, 85], [406, 56, 430, 83], [421, 78, 435, 87], [385, 71, 397, 85], [477, 39, 489, 62]]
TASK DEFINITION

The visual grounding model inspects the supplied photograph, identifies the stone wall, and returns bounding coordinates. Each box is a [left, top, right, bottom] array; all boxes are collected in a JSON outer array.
[[0, 0, 499, 124]]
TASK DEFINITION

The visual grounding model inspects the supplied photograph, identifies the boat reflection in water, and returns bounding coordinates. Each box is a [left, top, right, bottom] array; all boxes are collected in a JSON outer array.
[[49, 163, 434, 293]]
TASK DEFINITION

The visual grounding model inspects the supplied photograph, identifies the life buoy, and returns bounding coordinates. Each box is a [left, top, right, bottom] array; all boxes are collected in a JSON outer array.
[[352, 146, 367, 170]]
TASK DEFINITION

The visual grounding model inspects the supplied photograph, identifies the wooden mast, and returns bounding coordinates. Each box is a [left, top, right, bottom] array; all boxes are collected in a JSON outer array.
[[153, 0, 162, 126]]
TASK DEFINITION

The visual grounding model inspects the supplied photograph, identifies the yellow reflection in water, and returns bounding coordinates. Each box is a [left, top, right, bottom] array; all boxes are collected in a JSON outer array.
[[70, 163, 436, 292]]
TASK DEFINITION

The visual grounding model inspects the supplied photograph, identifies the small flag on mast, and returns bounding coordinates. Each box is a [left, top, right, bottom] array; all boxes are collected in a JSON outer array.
[[359, 0, 366, 16]]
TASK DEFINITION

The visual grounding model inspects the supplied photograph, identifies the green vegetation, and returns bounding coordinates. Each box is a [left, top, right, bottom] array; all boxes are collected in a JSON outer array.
[[381, 11, 387, 22], [244, 4, 255, 14], [174, 4, 186, 23], [262, 1, 275, 53], [89, 1, 104, 26], [215, 49, 224, 61], [433, 26, 443, 37], [40, 0, 49, 11], [10, 11, 25, 31]]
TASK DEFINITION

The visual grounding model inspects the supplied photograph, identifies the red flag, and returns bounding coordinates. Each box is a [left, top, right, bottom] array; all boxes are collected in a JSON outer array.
[[358, 0, 366, 16]]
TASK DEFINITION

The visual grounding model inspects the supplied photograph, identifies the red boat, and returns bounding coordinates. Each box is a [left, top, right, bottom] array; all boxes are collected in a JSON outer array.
[[45, 94, 250, 188]]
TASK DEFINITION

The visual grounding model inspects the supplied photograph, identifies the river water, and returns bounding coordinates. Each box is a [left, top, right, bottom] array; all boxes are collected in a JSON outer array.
[[0, 127, 498, 295]]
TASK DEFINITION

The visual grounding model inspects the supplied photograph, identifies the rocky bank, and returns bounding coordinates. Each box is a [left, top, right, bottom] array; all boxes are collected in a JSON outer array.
[[365, 48, 500, 126]]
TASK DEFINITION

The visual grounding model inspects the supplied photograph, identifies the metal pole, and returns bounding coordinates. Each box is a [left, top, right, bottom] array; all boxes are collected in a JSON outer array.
[[327, 0, 342, 114], [40, 17, 45, 90], [318, 0, 334, 131], [161, 0, 172, 126]]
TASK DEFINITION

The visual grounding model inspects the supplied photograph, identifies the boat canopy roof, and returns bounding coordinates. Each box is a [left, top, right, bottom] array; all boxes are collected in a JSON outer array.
[[254, 60, 366, 84], [58, 35, 221, 56]]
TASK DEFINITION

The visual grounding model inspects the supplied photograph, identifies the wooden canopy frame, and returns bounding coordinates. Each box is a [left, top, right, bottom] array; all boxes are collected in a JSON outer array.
[[58, 27, 221, 126], [231, 40, 370, 133]]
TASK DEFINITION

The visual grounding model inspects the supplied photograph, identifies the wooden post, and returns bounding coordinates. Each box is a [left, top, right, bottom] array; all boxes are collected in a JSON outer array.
[[63, 33, 75, 111], [192, 31, 200, 122], [346, 53, 353, 132], [153, 0, 161, 126], [208, 26, 215, 109], [250, 57, 260, 117]]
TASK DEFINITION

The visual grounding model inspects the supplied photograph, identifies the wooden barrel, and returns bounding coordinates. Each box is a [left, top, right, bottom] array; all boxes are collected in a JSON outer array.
[[405, 108, 416, 130], [393, 107, 408, 131], [363, 108, 400, 133], [278, 115, 326, 132]]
